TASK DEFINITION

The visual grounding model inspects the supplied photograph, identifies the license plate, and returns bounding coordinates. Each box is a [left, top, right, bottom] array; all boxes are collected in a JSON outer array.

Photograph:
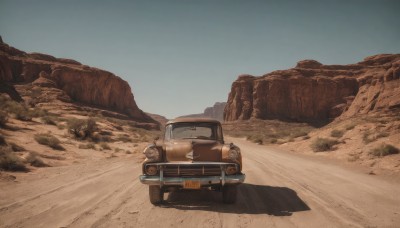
[[183, 180, 201, 189]]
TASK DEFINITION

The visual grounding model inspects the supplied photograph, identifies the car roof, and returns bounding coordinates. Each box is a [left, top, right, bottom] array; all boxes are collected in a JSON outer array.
[[166, 117, 221, 125]]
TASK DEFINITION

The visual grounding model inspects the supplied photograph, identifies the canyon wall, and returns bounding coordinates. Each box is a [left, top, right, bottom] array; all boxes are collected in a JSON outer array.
[[224, 54, 400, 124], [0, 38, 155, 123]]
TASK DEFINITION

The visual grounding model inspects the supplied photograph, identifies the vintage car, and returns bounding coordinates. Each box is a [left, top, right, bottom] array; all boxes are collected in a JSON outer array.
[[139, 118, 245, 204]]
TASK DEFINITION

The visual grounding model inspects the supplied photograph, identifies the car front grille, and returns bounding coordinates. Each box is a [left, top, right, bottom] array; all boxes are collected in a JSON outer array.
[[163, 165, 222, 177]]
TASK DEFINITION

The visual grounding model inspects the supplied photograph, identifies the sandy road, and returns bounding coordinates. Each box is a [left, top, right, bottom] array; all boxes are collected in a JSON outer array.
[[1, 137, 400, 228]]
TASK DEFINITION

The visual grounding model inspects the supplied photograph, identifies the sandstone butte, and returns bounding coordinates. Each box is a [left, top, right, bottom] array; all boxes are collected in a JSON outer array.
[[224, 54, 400, 124], [0, 38, 157, 126]]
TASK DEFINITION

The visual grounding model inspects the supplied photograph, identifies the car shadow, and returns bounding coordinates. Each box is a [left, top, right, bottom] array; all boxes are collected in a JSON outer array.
[[161, 183, 310, 216]]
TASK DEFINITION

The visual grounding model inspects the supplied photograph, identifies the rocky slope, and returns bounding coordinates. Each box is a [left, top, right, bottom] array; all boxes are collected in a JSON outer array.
[[224, 54, 400, 124], [0, 38, 156, 125], [179, 102, 226, 121]]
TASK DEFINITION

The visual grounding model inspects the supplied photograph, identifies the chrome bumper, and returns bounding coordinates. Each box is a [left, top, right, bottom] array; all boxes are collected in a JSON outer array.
[[140, 161, 245, 187], [139, 174, 245, 186]]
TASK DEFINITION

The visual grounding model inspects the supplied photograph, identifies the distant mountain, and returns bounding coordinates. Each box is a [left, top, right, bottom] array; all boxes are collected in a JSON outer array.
[[179, 102, 226, 121]]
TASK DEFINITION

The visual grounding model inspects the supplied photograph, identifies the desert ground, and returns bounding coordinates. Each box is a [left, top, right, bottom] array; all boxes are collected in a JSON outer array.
[[1, 137, 399, 228]]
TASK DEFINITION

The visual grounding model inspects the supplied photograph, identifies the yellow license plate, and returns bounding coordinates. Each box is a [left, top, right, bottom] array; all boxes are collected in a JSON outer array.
[[183, 180, 201, 189]]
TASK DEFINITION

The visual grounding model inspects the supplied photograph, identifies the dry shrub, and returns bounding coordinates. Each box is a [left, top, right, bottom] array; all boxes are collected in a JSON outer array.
[[0, 134, 6, 145], [0, 111, 8, 127], [100, 142, 111, 150], [311, 137, 339, 152], [9, 142, 25, 152], [79, 143, 96, 150], [369, 144, 399, 157], [0, 146, 27, 171], [41, 116, 57, 125], [34, 133, 64, 150], [26, 153, 49, 167], [67, 118, 97, 140], [330, 129, 344, 138], [116, 134, 132, 142]]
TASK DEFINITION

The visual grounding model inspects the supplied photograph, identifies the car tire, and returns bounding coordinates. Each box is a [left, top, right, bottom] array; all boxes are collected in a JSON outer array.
[[222, 185, 237, 204], [149, 186, 163, 205]]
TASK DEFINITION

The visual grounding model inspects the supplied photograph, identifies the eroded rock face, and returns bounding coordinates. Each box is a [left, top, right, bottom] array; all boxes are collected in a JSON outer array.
[[224, 54, 400, 123], [0, 39, 155, 123]]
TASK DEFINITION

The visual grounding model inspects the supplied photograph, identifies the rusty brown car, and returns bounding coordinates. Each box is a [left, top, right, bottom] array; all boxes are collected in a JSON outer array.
[[139, 118, 245, 204]]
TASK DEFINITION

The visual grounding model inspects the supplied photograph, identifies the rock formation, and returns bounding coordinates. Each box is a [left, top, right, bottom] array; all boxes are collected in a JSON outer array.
[[0, 39, 156, 124], [224, 54, 400, 124], [179, 102, 226, 121]]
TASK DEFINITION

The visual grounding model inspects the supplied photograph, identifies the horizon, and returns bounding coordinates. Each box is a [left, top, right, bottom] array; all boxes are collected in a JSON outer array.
[[1, 0, 399, 119]]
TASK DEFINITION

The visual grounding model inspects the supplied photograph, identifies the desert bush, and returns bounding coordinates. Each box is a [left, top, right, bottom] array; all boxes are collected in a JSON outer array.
[[0, 111, 8, 127], [41, 116, 57, 125], [91, 134, 112, 143], [100, 142, 111, 150], [311, 137, 339, 152], [30, 107, 48, 118], [268, 138, 278, 144], [0, 146, 27, 171], [330, 129, 344, 138], [376, 132, 389, 139], [362, 131, 374, 144], [79, 143, 96, 150], [302, 135, 310, 140], [247, 134, 264, 144], [291, 129, 309, 138], [116, 134, 132, 142], [369, 144, 399, 157], [34, 133, 64, 150], [67, 118, 97, 139], [26, 153, 48, 167], [9, 142, 25, 152], [345, 123, 357, 130], [0, 134, 6, 145]]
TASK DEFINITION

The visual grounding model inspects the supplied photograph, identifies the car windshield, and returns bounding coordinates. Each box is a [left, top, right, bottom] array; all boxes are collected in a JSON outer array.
[[168, 123, 220, 140]]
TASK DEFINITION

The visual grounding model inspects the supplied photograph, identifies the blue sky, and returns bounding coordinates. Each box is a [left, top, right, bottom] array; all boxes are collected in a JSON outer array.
[[1, 0, 399, 119]]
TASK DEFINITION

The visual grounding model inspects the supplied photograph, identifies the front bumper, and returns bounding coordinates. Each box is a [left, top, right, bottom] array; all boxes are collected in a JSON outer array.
[[139, 161, 245, 187], [140, 174, 245, 186]]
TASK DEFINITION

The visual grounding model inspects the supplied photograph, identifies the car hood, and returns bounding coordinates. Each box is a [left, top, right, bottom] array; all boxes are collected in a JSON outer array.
[[164, 139, 223, 162]]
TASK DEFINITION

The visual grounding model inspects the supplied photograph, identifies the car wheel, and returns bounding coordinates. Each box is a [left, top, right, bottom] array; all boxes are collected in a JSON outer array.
[[222, 185, 237, 204], [149, 186, 163, 205]]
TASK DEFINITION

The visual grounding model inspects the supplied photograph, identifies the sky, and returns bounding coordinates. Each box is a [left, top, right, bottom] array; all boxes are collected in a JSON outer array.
[[1, 0, 399, 119]]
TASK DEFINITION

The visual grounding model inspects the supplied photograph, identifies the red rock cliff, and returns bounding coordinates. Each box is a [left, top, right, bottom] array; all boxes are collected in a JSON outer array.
[[224, 54, 400, 123], [0, 39, 154, 123]]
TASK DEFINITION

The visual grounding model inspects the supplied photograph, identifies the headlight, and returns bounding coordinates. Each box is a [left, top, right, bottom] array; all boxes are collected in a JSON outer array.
[[225, 165, 238, 175], [145, 165, 158, 175], [228, 147, 240, 160], [143, 145, 160, 160]]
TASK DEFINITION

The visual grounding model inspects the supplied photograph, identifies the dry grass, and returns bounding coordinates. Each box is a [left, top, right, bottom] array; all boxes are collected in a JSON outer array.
[[311, 137, 339, 152], [79, 143, 96, 150], [26, 153, 49, 167], [9, 142, 25, 152], [369, 144, 399, 157], [34, 133, 64, 150], [0, 111, 8, 127], [223, 119, 314, 145], [116, 134, 132, 142], [0, 134, 6, 146], [0, 146, 27, 171], [67, 117, 97, 140], [100, 142, 111, 150], [330, 129, 344, 138], [41, 116, 58, 125]]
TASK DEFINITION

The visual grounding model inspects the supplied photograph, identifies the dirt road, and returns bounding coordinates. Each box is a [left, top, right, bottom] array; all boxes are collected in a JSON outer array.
[[1, 138, 400, 228]]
